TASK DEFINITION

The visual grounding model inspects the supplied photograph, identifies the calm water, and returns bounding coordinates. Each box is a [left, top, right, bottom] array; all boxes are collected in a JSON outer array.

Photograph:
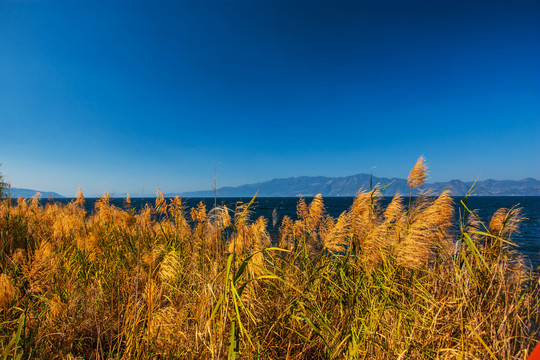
[[36, 196, 540, 268]]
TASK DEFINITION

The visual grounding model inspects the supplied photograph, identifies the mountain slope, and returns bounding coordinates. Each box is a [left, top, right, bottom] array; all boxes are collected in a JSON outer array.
[[8, 187, 65, 199], [178, 175, 540, 197]]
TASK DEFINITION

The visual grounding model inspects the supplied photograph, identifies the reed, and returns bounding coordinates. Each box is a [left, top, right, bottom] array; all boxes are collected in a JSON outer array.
[[0, 159, 538, 359]]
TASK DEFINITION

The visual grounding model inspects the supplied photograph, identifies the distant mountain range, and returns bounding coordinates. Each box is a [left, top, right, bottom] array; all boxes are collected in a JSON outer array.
[[176, 175, 540, 197], [7, 176, 540, 199], [8, 187, 65, 199]]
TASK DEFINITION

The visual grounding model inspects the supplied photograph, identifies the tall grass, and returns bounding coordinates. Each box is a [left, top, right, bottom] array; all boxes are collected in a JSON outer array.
[[0, 158, 538, 359]]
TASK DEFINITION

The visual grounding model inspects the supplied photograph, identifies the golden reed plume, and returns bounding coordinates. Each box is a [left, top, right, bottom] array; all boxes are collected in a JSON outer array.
[[322, 211, 350, 253], [489, 207, 523, 237], [407, 155, 428, 189], [0, 273, 17, 308], [75, 186, 85, 206], [296, 196, 308, 221], [306, 194, 324, 232], [155, 188, 167, 214], [278, 216, 295, 250]]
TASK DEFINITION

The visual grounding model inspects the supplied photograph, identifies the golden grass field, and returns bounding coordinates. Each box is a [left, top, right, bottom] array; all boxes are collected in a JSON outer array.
[[0, 157, 538, 359]]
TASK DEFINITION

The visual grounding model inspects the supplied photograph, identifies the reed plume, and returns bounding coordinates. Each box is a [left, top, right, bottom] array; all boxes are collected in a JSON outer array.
[[142, 244, 166, 269], [349, 189, 379, 250], [296, 196, 308, 221], [321, 211, 350, 253], [383, 193, 404, 224], [278, 215, 295, 250], [249, 217, 271, 276], [191, 201, 207, 224], [485, 206, 524, 258], [76, 232, 101, 260], [159, 250, 180, 284], [306, 194, 324, 231], [155, 188, 167, 214], [209, 205, 231, 229], [407, 155, 428, 189], [28, 240, 57, 294], [31, 192, 41, 208], [75, 186, 85, 206], [396, 190, 454, 269], [489, 207, 523, 238], [148, 306, 183, 354], [427, 189, 455, 256], [0, 273, 17, 308]]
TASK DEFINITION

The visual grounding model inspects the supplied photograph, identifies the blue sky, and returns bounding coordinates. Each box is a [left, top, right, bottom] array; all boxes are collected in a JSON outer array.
[[1, 0, 539, 196]]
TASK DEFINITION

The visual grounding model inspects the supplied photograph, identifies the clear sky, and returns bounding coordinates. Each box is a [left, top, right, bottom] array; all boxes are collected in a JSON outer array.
[[1, 0, 539, 197]]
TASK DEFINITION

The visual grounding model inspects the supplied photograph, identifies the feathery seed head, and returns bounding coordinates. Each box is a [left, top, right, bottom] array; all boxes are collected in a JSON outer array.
[[296, 196, 308, 221], [350, 190, 376, 217], [75, 186, 85, 206], [48, 294, 64, 322], [148, 306, 182, 352], [159, 250, 180, 284], [0, 273, 17, 308], [31, 192, 41, 208], [293, 220, 304, 238], [407, 156, 428, 189], [429, 190, 454, 226], [383, 194, 404, 224], [349, 190, 380, 245], [209, 205, 231, 228], [77, 233, 100, 260], [169, 196, 183, 217], [306, 194, 324, 231], [279, 215, 295, 250], [155, 188, 167, 214], [138, 204, 153, 227], [98, 190, 110, 205], [489, 209, 506, 234], [322, 211, 350, 253], [17, 196, 27, 212], [489, 207, 523, 238], [191, 201, 207, 223], [143, 244, 167, 268], [95, 191, 111, 220], [252, 216, 270, 248], [396, 190, 454, 268]]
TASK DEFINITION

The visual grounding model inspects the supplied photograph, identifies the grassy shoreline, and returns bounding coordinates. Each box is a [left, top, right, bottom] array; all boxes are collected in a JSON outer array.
[[1, 159, 539, 359]]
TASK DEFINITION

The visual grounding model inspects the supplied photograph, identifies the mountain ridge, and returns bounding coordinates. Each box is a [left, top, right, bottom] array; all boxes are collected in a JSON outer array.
[[8, 187, 65, 199], [175, 175, 540, 197], [8, 176, 539, 199]]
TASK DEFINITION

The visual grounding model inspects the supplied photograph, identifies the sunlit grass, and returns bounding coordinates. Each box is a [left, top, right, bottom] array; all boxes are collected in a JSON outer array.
[[0, 158, 538, 359]]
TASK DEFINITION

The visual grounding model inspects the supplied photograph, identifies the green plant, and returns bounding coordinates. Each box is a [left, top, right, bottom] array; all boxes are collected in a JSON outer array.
[[0, 165, 8, 200]]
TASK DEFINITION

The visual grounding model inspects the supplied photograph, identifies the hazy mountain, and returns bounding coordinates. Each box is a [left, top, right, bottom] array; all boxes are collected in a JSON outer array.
[[177, 175, 540, 197], [8, 188, 65, 199], [9, 177, 539, 199]]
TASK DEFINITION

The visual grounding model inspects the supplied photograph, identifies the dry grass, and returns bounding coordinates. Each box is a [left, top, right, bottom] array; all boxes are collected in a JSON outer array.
[[0, 159, 538, 359]]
